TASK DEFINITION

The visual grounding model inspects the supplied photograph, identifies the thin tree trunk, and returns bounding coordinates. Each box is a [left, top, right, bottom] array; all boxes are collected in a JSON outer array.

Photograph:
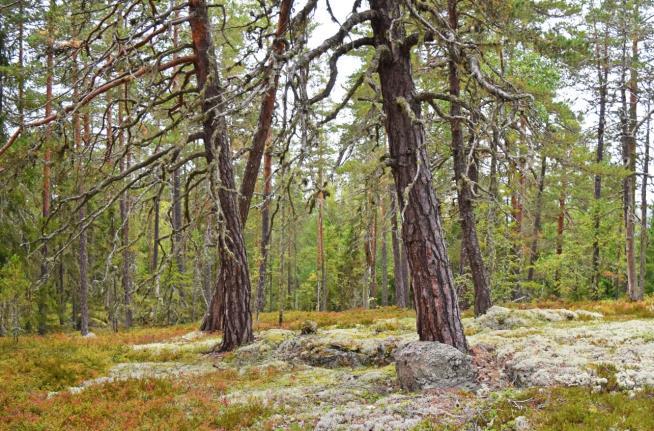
[[152, 170, 162, 306], [18, 0, 24, 126], [256, 135, 273, 318], [75, 58, 90, 335], [38, 14, 54, 335], [278, 203, 286, 326], [371, 0, 467, 352], [316, 187, 326, 311], [527, 155, 547, 282], [170, 9, 186, 305], [447, 0, 491, 316], [117, 85, 133, 328], [639, 103, 650, 296], [190, 0, 253, 350], [592, 28, 609, 297], [152, 189, 160, 272], [365, 197, 378, 308], [555, 164, 566, 295], [201, 212, 214, 310], [627, 35, 642, 300], [508, 132, 524, 299], [172, 168, 184, 274], [380, 200, 388, 306], [620, 33, 638, 300], [486, 114, 500, 276], [57, 260, 65, 326], [390, 187, 407, 307]]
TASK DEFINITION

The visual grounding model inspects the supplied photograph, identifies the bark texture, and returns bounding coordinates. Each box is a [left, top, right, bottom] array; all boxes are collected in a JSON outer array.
[[371, 0, 467, 352], [190, 0, 253, 350]]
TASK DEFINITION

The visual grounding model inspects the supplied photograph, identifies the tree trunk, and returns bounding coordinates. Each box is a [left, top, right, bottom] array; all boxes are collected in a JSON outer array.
[[201, 212, 214, 309], [365, 197, 378, 308], [447, 0, 491, 316], [256, 135, 273, 318], [278, 203, 286, 326], [152, 189, 160, 272], [527, 155, 547, 282], [620, 34, 639, 300], [371, 0, 467, 351], [172, 168, 185, 272], [18, 0, 24, 126], [508, 132, 524, 299], [57, 260, 65, 326], [639, 104, 650, 297], [380, 200, 388, 306], [555, 164, 566, 295], [152, 170, 162, 306], [592, 30, 609, 297], [76, 83, 90, 336], [316, 187, 326, 311], [116, 86, 133, 328], [202, 0, 291, 333], [627, 36, 642, 300], [190, 0, 253, 350], [390, 187, 408, 307], [238, 0, 293, 223], [486, 115, 501, 276], [38, 18, 54, 336]]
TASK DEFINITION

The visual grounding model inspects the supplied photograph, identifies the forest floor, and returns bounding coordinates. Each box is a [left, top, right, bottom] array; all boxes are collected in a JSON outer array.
[[3, 300, 654, 430]]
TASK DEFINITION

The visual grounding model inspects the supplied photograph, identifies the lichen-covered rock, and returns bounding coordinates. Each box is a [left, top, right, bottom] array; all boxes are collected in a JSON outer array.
[[470, 318, 654, 391], [276, 334, 402, 368], [470, 306, 603, 332], [273, 326, 415, 369], [228, 329, 295, 366], [313, 390, 469, 430], [394, 341, 477, 391], [300, 320, 318, 335]]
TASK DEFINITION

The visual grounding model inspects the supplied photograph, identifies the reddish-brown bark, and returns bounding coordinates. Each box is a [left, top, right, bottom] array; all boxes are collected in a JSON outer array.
[[370, 0, 467, 352], [190, 0, 253, 350]]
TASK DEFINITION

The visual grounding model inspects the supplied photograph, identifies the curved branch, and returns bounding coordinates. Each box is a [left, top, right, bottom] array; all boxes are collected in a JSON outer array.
[[309, 37, 375, 104], [1, 55, 196, 158]]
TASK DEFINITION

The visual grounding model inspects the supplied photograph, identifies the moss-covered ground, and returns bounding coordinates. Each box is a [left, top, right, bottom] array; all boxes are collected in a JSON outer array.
[[2, 301, 654, 430]]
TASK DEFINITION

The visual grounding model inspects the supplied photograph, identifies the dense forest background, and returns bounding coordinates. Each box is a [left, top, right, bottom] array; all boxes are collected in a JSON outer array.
[[0, 0, 653, 340]]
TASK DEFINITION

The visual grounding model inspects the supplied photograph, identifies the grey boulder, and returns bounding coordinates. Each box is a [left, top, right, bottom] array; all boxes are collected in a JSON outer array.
[[395, 341, 477, 391]]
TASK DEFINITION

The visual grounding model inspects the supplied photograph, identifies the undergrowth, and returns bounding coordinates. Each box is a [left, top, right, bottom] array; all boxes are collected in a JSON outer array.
[[453, 386, 654, 431], [255, 306, 416, 331], [510, 297, 654, 319]]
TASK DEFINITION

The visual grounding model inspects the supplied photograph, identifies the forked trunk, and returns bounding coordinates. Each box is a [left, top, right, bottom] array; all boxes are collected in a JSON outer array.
[[201, 0, 292, 331]]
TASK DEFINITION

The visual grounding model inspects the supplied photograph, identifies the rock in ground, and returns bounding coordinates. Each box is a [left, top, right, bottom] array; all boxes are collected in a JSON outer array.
[[394, 341, 477, 391], [469, 306, 603, 332]]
